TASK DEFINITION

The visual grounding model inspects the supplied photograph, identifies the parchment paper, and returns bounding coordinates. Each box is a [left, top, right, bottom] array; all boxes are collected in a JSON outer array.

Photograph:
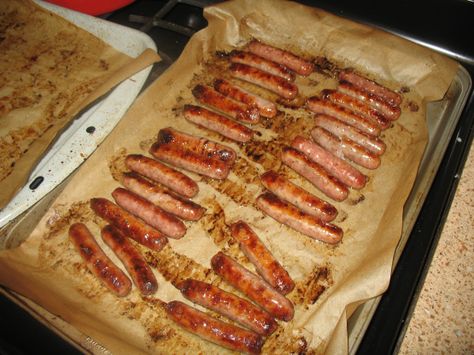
[[0, 0, 458, 354], [0, 0, 160, 208]]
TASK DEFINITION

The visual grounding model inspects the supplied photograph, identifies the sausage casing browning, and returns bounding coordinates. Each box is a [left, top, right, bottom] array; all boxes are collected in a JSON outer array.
[[261, 170, 337, 222], [101, 224, 158, 295], [291, 135, 367, 189], [314, 114, 386, 156], [213, 79, 277, 118], [192, 84, 260, 124], [248, 40, 314, 76], [230, 221, 295, 295], [230, 63, 298, 100], [281, 146, 349, 202], [69, 223, 132, 297], [306, 97, 381, 136], [125, 154, 198, 198], [157, 127, 237, 166], [339, 69, 402, 106], [311, 126, 381, 170], [166, 301, 264, 354], [229, 50, 296, 82], [121, 172, 205, 221], [183, 104, 254, 143], [211, 252, 294, 322], [321, 89, 391, 130], [338, 81, 401, 120], [150, 142, 231, 180], [256, 192, 343, 244], [90, 198, 168, 251], [178, 278, 277, 336], [112, 187, 186, 239]]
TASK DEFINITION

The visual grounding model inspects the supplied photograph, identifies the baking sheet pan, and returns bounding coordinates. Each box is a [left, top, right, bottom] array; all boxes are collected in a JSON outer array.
[[0, 52, 470, 355], [0, 1, 157, 228]]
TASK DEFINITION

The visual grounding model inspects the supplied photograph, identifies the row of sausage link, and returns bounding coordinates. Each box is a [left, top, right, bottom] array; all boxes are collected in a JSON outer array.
[[68, 38, 404, 354]]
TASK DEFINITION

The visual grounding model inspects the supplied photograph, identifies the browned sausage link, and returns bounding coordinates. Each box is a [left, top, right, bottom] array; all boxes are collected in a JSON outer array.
[[213, 79, 277, 118], [122, 172, 205, 221], [313, 114, 386, 156], [68, 223, 132, 297], [90, 198, 168, 251], [248, 40, 314, 76], [112, 187, 186, 239], [311, 126, 381, 170], [125, 154, 198, 198], [281, 146, 349, 202], [183, 104, 254, 143], [291, 135, 367, 189], [229, 63, 298, 100], [230, 221, 295, 295], [150, 142, 231, 180], [321, 89, 391, 130], [211, 252, 294, 322], [166, 301, 263, 354], [261, 170, 337, 222], [306, 97, 381, 136], [338, 81, 401, 120], [101, 224, 158, 296], [192, 84, 260, 124], [229, 50, 296, 82], [178, 279, 277, 336], [256, 192, 343, 244], [339, 69, 402, 106], [157, 127, 237, 166]]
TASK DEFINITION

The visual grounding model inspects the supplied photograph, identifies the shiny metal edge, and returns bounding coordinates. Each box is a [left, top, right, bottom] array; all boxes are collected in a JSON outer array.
[[347, 64, 472, 354]]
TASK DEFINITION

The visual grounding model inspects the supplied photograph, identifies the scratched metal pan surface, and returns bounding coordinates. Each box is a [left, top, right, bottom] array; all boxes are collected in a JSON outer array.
[[347, 65, 472, 354]]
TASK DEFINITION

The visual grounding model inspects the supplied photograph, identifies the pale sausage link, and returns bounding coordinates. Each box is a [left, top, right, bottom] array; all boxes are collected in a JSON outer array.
[[229, 63, 298, 100], [338, 81, 401, 120], [311, 126, 381, 170], [291, 135, 367, 189], [256, 192, 343, 245], [248, 40, 314, 76], [281, 146, 349, 202], [229, 49, 295, 82], [112, 187, 186, 239], [314, 114, 386, 156], [306, 97, 381, 136], [121, 172, 205, 221], [339, 69, 402, 106], [125, 154, 198, 198], [183, 104, 254, 142]]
